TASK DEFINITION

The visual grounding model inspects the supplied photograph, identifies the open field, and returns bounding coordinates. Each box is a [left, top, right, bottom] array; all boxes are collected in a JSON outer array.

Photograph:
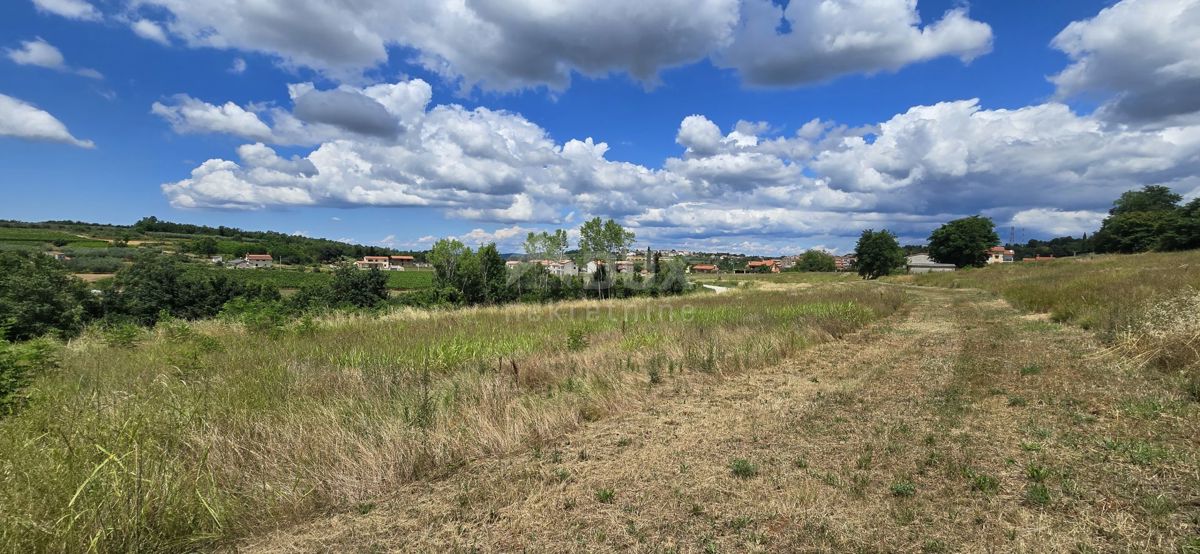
[[0, 227, 111, 248], [3, 251, 1198, 552], [0, 283, 901, 552], [688, 271, 855, 286], [894, 251, 1200, 337], [184, 266, 435, 290], [246, 285, 1199, 553]]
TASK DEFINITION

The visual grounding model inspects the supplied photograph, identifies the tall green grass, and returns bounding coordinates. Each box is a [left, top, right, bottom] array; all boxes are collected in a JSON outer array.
[[0, 285, 903, 552]]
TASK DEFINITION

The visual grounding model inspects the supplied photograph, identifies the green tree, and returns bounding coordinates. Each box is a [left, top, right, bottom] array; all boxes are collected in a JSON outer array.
[[0, 251, 94, 340], [1094, 211, 1168, 253], [328, 264, 388, 308], [104, 253, 185, 325], [105, 253, 281, 324], [928, 215, 1000, 268], [1094, 185, 1187, 253], [578, 217, 635, 261], [794, 250, 835, 272], [1158, 198, 1200, 251], [1109, 185, 1182, 215], [190, 236, 219, 256], [522, 229, 569, 260], [428, 239, 470, 289], [855, 229, 905, 280], [477, 243, 509, 304]]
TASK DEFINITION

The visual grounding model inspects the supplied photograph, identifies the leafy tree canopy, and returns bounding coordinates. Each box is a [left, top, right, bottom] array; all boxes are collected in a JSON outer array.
[[578, 217, 634, 261], [928, 215, 999, 268], [794, 250, 835, 272], [855, 229, 905, 280], [0, 251, 94, 341], [522, 229, 569, 260], [1109, 185, 1182, 215]]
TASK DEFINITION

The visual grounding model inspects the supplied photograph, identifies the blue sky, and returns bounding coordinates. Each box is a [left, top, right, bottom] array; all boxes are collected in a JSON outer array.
[[2, 0, 1199, 254]]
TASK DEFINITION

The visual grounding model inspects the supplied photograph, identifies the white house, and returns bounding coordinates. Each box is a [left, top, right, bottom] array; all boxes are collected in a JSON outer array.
[[229, 254, 272, 269], [906, 254, 955, 274]]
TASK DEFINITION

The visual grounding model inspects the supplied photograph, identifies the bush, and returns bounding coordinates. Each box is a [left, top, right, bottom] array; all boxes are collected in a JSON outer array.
[[103, 253, 281, 325], [730, 458, 758, 479], [0, 336, 58, 416], [102, 322, 143, 349], [890, 480, 916, 497], [220, 298, 290, 336], [0, 251, 95, 340]]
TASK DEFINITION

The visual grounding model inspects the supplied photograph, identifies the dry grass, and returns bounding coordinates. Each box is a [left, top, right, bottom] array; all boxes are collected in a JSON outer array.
[[899, 249, 1200, 404], [246, 286, 1200, 553], [0, 284, 902, 552], [899, 250, 1200, 337]]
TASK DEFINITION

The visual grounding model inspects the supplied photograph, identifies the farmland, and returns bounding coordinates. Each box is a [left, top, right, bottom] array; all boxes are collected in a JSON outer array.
[[185, 266, 435, 290], [0, 283, 902, 551], [1, 250, 1198, 552], [0, 227, 110, 248]]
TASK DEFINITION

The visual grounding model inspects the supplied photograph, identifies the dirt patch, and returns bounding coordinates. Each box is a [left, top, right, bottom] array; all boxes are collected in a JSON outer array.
[[73, 273, 115, 282]]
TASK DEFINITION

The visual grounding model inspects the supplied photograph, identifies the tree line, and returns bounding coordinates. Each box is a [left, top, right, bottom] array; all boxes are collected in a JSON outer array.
[[852, 185, 1200, 279], [0, 250, 397, 342], [422, 218, 687, 304], [0, 218, 691, 342]]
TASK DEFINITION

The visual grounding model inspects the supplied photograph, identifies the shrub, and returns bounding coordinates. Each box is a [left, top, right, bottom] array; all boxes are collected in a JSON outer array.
[[1025, 483, 1051, 506], [890, 480, 916, 497], [969, 472, 999, 494], [220, 298, 290, 336], [0, 337, 58, 416], [566, 328, 588, 351], [730, 458, 758, 479], [0, 251, 95, 340], [102, 322, 143, 349]]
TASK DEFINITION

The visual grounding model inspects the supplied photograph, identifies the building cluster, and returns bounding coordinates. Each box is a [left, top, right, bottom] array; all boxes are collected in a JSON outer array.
[[506, 258, 644, 277], [226, 254, 274, 269], [353, 255, 416, 270]]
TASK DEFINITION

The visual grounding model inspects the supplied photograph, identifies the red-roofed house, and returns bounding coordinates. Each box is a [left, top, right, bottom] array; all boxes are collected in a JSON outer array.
[[691, 264, 718, 273], [986, 246, 1015, 264], [244, 254, 273, 268], [747, 259, 781, 273], [389, 255, 415, 269]]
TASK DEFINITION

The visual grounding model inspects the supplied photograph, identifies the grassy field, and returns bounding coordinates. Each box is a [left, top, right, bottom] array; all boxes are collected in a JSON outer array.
[[689, 271, 855, 286], [247, 265, 1199, 552], [184, 266, 435, 290], [895, 252, 1200, 396], [0, 283, 902, 552], [0, 227, 110, 248], [895, 251, 1200, 336]]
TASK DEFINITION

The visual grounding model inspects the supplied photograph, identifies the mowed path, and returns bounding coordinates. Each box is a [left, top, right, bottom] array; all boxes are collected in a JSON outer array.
[[247, 286, 1199, 553]]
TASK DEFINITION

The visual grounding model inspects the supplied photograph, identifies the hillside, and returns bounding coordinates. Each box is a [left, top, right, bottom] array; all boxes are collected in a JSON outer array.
[[0, 217, 423, 265], [0, 218, 434, 291]]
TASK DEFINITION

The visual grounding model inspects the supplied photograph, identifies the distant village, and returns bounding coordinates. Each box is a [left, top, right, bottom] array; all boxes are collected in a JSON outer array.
[[212, 245, 1054, 276]]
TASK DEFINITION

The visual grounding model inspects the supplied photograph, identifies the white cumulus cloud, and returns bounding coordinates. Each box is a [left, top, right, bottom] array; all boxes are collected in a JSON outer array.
[[717, 0, 992, 86], [131, 19, 171, 45], [0, 93, 95, 148], [5, 37, 103, 79], [1051, 0, 1200, 125], [125, 0, 989, 90], [32, 0, 101, 21], [151, 95, 273, 141]]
